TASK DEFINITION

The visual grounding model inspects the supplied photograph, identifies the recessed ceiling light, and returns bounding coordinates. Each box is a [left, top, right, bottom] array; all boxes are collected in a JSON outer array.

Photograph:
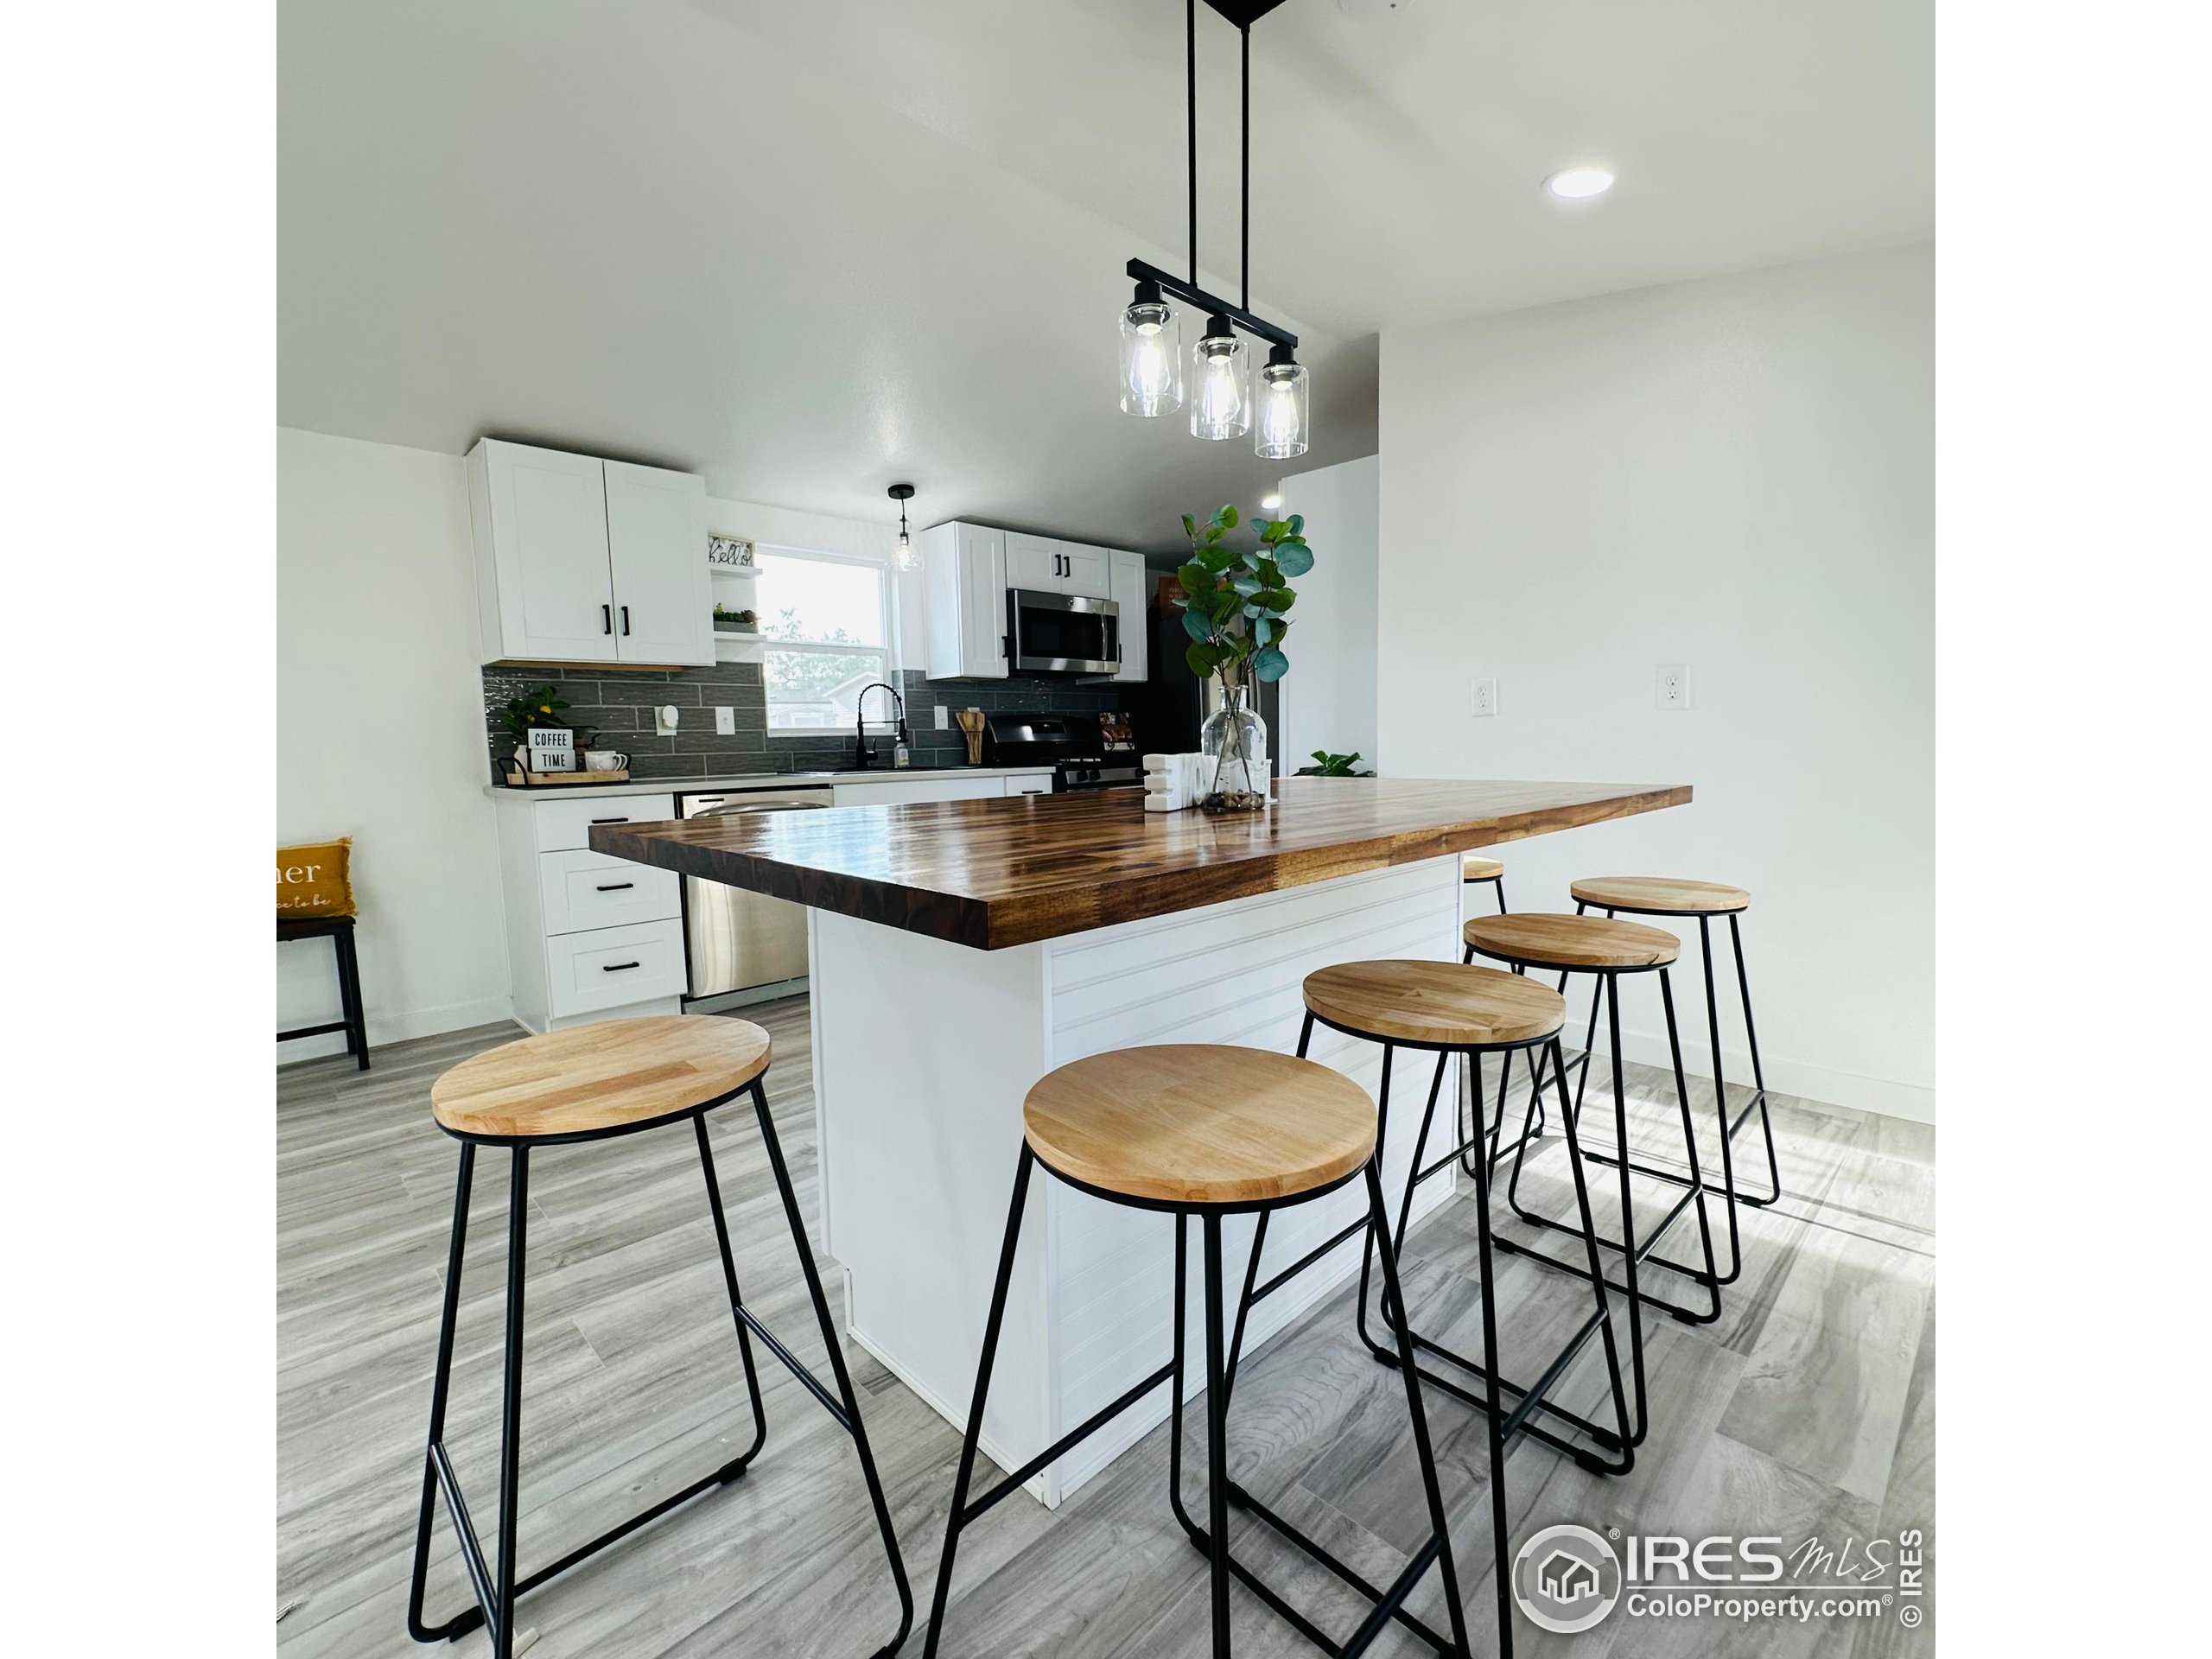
[[1544, 166, 1615, 201], [1260, 493, 1283, 512]]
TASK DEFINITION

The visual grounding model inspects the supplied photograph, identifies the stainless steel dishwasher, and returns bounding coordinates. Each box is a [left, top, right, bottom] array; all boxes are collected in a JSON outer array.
[[677, 787, 834, 1007]]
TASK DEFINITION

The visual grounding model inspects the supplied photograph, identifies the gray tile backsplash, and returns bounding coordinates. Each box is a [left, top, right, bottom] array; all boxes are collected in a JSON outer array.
[[482, 664, 1138, 782]]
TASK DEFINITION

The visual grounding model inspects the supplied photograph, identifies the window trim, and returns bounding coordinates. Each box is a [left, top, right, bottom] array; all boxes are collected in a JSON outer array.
[[753, 543, 902, 737]]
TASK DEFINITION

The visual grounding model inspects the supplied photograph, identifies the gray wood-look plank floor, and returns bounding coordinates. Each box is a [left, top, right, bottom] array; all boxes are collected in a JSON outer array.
[[277, 999, 1934, 1658]]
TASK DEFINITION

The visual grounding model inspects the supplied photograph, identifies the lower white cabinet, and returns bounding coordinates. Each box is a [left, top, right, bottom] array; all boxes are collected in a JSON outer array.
[[537, 848, 681, 935], [832, 773, 1044, 807], [546, 919, 688, 1019], [495, 791, 687, 1031]]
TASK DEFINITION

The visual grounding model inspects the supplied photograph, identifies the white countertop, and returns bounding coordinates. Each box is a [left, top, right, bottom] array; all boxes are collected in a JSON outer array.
[[482, 764, 1054, 802]]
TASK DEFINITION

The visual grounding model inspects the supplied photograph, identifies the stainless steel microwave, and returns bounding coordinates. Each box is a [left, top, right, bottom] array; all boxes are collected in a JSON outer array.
[[1007, 588, 1120, 676]]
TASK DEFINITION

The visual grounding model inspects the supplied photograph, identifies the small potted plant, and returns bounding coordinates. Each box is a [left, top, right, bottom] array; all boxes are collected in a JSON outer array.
[[713, 605, 759, 634], [1294, 751, 1374, 777], [494, 684, 575, 780]]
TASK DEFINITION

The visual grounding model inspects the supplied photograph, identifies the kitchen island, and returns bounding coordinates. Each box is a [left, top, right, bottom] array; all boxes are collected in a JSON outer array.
[[593, 778, 1688, 1503]]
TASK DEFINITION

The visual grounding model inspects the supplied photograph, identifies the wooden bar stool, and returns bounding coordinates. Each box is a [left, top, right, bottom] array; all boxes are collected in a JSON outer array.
[[406, 1017, 912, 1659], [277, 914, 369, 1069], [923, 1046, 1474, 1659], [1567, 878, 1782, 1284], [1461, 913, 1721, 1446], [1461, 854, 1508, 913]]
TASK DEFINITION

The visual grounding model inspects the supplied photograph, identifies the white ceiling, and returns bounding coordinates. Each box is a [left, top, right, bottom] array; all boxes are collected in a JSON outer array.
[[278, 0, 1930, 551]]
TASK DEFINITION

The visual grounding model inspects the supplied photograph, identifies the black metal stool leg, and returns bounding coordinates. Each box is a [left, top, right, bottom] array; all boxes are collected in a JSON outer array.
[[692, 1116, 770, 1473], [748, 1079, 914, 1657], [1360, 1160, 1476, 1659], [921, 1146, 1034, 1659], [407, 1143, 476, 1644], [1203, 1217, 1234, 1658], [335, 924, 369, 1069], [1658, 971, 1722, 1322], [1696, 916, 1745, 1278], [493, 1147, 529, 1659], [1732, 914, 1783, 1204], [1459, 1090, 1514, 1659]]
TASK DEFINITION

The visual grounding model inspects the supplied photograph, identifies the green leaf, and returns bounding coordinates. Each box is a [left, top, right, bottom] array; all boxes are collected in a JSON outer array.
[[1287, 514, 1304, 535], [1181, 607, 1212, 642], [1230, 574, 1262, 595], [1181, 512, 1197, 540], [1217, 504, 1240, 529], [1259, 588, 1295, 612], [1273, 543, 1314, 578], [1185, 639, 1227, 677], [1250, 617, 1274, 645], [1253, 646, 1289, 682], [1177, 562, 1211, 597]]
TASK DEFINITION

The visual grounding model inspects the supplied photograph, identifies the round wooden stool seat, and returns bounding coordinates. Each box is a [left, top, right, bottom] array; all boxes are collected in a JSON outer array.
[[1021, 1045, 1376, 1207], [1569, 875, 1750, 916], [1461, 855, 1505, 882], [1464, 912, 1681, 971], [431, 1015, 772, 1141], [1305, 960, 1563, 1048]]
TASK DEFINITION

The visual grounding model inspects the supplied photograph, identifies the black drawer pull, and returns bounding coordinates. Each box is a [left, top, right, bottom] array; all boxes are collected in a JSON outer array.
[[601, 960, 641, 973], [590, 817, 630, 824], [594, 882, 634, 892], [602, 604, 613, 634]]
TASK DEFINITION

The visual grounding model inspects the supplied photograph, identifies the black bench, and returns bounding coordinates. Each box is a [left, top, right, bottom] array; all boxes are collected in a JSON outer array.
[[279, 914, 369, 1070]]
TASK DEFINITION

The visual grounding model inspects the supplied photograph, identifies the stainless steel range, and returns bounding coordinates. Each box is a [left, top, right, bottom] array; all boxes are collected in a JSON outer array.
[[980, 713, 1143, 792]]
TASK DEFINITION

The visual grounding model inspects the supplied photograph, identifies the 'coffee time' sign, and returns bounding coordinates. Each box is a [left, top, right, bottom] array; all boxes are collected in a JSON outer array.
[[527, 728, 576, 772]]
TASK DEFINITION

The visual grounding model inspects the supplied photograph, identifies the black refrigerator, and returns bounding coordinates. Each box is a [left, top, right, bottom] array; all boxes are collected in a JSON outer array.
[[1135, 575, 1283, 774]]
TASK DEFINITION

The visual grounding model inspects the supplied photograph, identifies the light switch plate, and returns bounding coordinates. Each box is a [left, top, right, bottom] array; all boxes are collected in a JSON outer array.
[[1471, 677, 1497, 717], [935, 704, 950, 730], [1656, 664, 1691, 710], [715, 706, 735, 735]]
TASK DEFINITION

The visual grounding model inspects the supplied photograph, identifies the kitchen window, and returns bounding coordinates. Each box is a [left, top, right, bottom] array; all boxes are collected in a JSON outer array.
[[755, 548, 896, 731]]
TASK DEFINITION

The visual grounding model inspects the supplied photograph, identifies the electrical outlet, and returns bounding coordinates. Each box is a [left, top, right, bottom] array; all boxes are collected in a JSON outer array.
[[935, 704, 950, 730], [655, 703, 681, 736], [1471, 677, 1497, 718], [715, 706, 735, 735], [1656, 664, 1691, 710]]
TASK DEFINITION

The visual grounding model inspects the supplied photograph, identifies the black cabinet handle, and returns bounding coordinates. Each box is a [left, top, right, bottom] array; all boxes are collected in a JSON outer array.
[[590, 816, 630, 824], [620, 605, 631, 636], [602, 604, 613, 634], [594, 882, 634, 892], [601, 960, 641, 972]]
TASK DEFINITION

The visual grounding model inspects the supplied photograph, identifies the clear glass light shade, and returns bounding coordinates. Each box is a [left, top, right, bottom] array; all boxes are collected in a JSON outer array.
[[891, 532, 918, 572], [1255, 359, 1309, 460], [1119, 301, 1183, 416], [1191, 333, 1250, 440]]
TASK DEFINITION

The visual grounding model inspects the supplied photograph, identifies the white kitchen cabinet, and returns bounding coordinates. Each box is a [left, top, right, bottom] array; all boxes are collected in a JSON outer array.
[[468, 438, 712, 667], [1106, 550, 1149, 683], [923, 521, 1009, 680], [469, 440, 615, 662], [1004, 774, 1052, 796], [604, 459, 712, 665], [1058, 543, 1110, 600], [1007, 533, 1109, 600]]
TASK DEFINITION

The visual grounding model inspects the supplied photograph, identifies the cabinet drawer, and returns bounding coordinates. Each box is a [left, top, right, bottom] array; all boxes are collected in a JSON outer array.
[[535, 792, 677, 853], [1005, 774, 1052, 796], [545, 918, 687, 1018], [538, 849, 680, 936]]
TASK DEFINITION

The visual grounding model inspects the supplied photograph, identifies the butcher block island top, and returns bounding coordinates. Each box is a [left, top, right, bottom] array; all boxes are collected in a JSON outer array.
[[589, 777, 1688, 950]]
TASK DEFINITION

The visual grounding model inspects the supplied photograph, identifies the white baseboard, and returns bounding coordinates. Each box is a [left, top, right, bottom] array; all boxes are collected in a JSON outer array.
[[846, 1323, 1054, 1508], [276, 994, 515, 1066], [1609, 1025, 1934, 1125]]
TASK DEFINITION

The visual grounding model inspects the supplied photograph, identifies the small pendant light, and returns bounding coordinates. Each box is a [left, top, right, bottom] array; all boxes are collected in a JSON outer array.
[[1118, 276, 1184, 416], [888, 483, 918, 572], [1191, 314, 1250, 441], [1255, 343, 1308, 460]]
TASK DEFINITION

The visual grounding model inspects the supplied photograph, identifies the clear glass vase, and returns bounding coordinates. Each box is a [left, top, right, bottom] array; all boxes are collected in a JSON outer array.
[[1200, 677, 1268, 810]]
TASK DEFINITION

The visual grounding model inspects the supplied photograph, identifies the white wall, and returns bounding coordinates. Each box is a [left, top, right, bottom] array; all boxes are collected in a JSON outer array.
[[1274, 454, 1379, 772], [276, 429, 511, 1055], [276, 427, 930, 1058], [1377, 245, 1934, 1121]]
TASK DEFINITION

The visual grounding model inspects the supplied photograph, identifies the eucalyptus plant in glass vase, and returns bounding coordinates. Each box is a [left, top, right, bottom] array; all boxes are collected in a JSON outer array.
[[1173, 505, 1313, 812]]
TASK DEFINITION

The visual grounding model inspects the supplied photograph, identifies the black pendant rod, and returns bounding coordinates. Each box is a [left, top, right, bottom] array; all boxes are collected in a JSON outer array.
[[1186, 0, 1198, 287], [1127, 257, 1296, 351], [1241, 22, 1250, 312]]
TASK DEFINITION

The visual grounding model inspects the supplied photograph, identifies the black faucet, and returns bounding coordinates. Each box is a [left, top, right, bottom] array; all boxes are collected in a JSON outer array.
[[854, 682, 908, 770]]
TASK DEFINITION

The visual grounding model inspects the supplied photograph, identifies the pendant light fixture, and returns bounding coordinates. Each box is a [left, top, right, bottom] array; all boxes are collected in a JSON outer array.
[[887, 483, 918, 572], [1116, 0, 1306, 460]]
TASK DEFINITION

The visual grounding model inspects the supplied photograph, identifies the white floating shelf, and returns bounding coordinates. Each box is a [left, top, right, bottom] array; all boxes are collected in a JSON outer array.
[[714, 632, 766, 663]]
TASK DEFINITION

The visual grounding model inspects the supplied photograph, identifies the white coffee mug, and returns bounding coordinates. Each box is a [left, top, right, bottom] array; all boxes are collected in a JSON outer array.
[[584, 751, 629, 772]]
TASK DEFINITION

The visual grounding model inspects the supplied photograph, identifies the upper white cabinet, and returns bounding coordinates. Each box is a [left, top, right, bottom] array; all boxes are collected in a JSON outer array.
[[603, 459, 712, 665], [924, 521, 1010, 681], [1107, 550, 1149, 684], [467, 438, 712, 666], [1007, 532, 1110, 601]]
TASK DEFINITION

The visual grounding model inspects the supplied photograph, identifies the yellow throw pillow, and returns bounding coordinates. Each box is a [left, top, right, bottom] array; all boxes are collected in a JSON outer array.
[[278, 839, 356, 919]]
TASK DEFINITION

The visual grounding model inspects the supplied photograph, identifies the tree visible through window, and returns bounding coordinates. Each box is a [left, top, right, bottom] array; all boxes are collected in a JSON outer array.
[[755, 550, 893, 729]]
